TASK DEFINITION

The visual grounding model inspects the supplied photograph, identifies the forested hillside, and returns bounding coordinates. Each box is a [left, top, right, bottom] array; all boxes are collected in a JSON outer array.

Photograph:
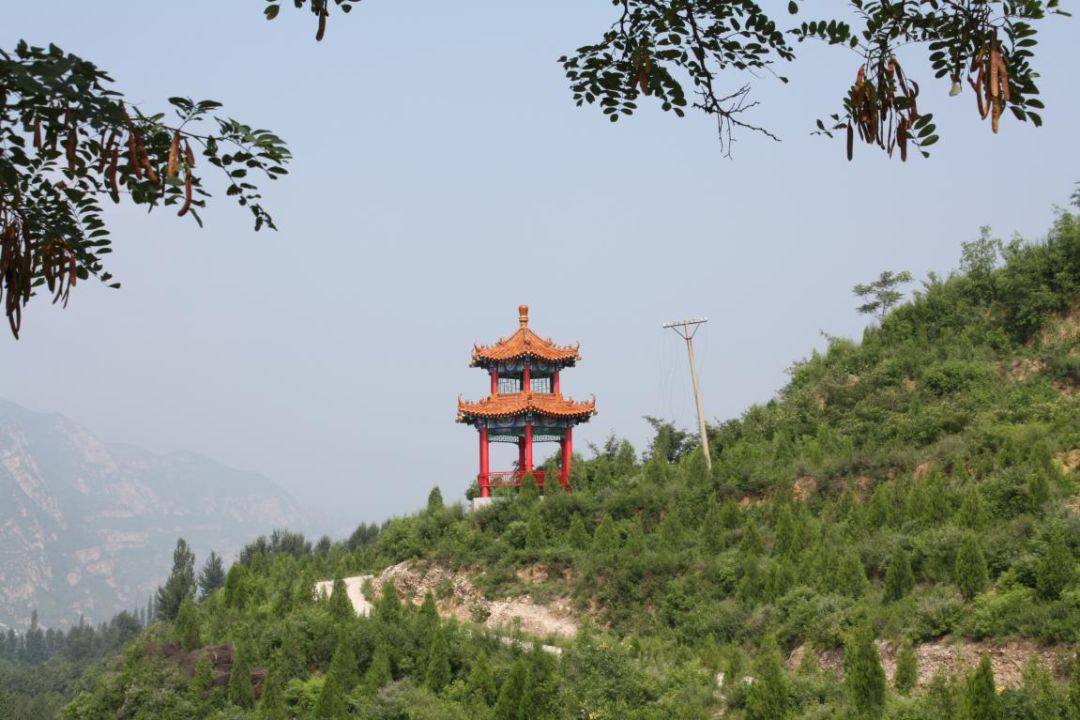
[[56, 202, 1080, 719]]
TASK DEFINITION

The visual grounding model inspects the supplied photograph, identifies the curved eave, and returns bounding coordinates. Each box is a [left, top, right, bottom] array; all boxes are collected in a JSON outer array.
[[456, 394, 597, 423]]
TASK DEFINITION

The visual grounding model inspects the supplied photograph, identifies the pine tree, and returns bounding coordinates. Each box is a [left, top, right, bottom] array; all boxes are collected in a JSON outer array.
[[175, 597, 201, 652], [156, 538, 197, 621], [425, 625, 452, 694], [494, 657, 528, 720], [1021, 656, 1062, 720], [844, 623, 886, 718], [228, 640, 255, 709], [520, 472, 540, 502], [1036, 523, 1076, 600], [363, 646, 392, 694], [427, 485, 444, 512], [884, 545, 916, 601], [967, 655, 1000, 720], [415, 592, 439, 645], [197, 551, 226, 599], [955, 534, 989, 601], [894, 642, 918, 694], [567, 514, 589, 548], [745, 639, 791, 720], [223, 563, 250, 610]]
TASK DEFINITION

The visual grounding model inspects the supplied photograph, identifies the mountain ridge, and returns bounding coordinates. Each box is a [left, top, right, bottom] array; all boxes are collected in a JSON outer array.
[[0, 397, 321, 630]]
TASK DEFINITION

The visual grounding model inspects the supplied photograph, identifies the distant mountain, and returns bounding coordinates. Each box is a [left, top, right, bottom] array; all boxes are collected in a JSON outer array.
[[0, 398, 316, 630]]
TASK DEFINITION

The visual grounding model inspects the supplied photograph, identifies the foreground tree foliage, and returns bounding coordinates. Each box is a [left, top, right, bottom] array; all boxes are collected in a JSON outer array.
[[3, 2, 1070, 338], [52, 196, 1080, 718]]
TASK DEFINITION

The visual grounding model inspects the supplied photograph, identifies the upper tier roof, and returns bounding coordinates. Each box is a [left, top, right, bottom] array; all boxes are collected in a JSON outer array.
[[471, 305, 580, 367], [457, 392, 597, 422]]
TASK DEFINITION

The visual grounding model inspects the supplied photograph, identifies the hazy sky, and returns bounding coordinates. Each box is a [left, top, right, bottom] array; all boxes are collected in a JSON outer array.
[[3, 2, 1077, 528]]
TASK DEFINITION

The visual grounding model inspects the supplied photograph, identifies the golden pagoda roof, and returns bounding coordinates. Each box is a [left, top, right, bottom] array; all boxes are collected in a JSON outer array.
[[470, 305, 580, 367], [457, 392, 597, 422]]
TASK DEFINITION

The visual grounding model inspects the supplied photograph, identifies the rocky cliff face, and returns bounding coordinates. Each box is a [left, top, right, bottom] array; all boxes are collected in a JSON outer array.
[[0, 398, 313, 630]]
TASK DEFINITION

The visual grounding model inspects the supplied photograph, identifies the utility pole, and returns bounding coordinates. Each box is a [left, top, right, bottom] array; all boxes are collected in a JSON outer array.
[[662, 317, 712, 470]]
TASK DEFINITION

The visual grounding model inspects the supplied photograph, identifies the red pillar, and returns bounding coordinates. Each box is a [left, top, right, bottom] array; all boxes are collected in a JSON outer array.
[[479, 427, 490, 498], [553, 369, 560, 395], [523, 364, 531, 393], [524, 422, 534, 475], [560, 426, 572, 488], [491, 368, 498, 396], [517, 437, 525, 474]]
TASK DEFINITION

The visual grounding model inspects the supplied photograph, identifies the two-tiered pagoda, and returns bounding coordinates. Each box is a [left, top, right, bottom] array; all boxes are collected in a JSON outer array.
[[458, 305, 596, 499]]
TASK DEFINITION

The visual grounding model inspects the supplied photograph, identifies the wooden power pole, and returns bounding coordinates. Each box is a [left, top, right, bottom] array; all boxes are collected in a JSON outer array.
[[663, 317, 712, 470]]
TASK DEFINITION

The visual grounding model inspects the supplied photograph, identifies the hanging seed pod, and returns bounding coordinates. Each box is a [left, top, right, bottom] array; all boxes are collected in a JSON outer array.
[[897, 118, 908, 162], [97, 131, 118, 173], [167, 131, 181, 178], [106, 147, 120, 198], [183, 140, 195, 169], [66, 128, 78, 175], [178, 165, 193, 217], [316, 1, 327, 41], [33, 118, 42, 150], [846, 121, 854, 161]]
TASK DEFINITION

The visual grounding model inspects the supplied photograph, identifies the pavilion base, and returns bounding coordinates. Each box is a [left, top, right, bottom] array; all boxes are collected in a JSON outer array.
[[471, 496, 495, 511]]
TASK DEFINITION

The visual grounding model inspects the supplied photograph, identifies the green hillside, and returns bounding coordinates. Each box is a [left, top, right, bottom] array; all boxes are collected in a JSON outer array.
[[43, 202, 1080, 718]]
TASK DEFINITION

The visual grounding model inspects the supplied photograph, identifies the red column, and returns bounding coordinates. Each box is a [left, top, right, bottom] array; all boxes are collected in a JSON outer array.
[[553, 369, 560, 395], [491, 368, 498, 396], [479, 427, 490, 498], [524, 422, 534, 474], [561, 426, 572, 488], [523, 364, 531, 393], [517, 437, 525, 473]]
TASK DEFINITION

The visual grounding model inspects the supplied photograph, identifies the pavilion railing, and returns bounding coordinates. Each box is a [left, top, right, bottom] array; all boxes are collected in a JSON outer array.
[[479, 470, 550, 488]]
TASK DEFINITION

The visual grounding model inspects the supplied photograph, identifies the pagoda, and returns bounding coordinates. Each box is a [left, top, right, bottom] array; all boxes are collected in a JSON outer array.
[[458, 305, 596, 498]]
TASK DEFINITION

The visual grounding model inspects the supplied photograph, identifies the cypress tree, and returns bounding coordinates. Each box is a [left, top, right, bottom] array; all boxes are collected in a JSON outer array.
[[493, 657, 528, 720], [1036, 524, 1075, 600], [740, 517, 766, 556], [313, 671, 346, 719], [525, 512, 546, 550], [745, 640, 791, 720], [955, 534, 989, 601], [467, 649, 497, 706], [223, 563, 250, 610], [835, 549, 869, 598], [1021, 656, 1061, 720], [966, 655, 1000, 720], [376, 581, 402, 624], [1067, 643, 1080, 720], [327, 575, 354, 622], [425, 626, 452, 693], [520, 472, 540, 502], [415, 592, 439, 644], [427, 485, 444, 512], [593, 515, 618, 554], [191, 652, 215, 704], [884, 545, 916, 601], [844, 623, 886, 718], [567, 514, 589, 548], [326, 636, 359, 693], [363, 646, 392, 694], [175, 597, 201, 652], [228, 641, 255, 709], [702, 496, 724, 554], [719, 499, 741, 529], [956, 485, 988, 530], [258, 665, 287, 720], [894, 642, 919, 694], [772, 505, 795, 557]]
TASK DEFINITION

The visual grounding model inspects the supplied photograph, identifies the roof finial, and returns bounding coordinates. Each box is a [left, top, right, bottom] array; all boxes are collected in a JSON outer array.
[[518, 304, 529, 328]]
